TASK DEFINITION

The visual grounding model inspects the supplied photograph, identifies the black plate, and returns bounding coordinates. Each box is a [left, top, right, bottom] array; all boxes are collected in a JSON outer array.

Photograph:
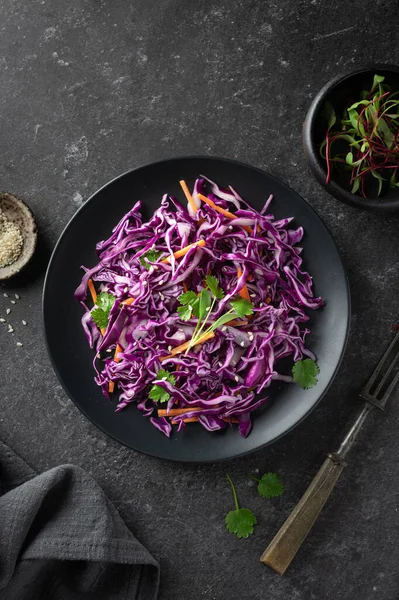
[[43, 157, 350, 462]]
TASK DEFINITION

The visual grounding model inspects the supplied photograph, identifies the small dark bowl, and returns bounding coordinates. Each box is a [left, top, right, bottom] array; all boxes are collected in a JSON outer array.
[[303, 65, 399, 212]]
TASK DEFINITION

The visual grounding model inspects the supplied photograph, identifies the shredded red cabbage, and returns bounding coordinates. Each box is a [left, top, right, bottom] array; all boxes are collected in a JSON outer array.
[[75, 177, 323, 438]]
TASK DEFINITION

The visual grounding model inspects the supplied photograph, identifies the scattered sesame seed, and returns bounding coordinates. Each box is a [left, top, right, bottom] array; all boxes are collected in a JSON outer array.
[[167, 345, 172, 351], [22, 320, 27, 326], [97, 353, 101, 358], [205, 307, 210, 311], [159, 293, 164, 300], [0, 318, 5, 323], [10, 300, 16, 304], [16, 342, 23, 347], [250, 293, 256, 298], [248, 332, 254, 341], [218, 362, 223, 366], [155, 345, 160, 350], [240, 341, 245, 347], [15, 294, 20, 299], [222, 326, 227, 331], [106, 348, 112, 353], [228, 226, 233, 230], [8, 325, 14, 333], [143, 280, 148, 285], [235, 375, 239, 382], [6, 308, 11, 315], [3, 293, 8, 298], [123, 287, 128, 293], [259, 302, 264, 307], [158, 280, 164, 286]]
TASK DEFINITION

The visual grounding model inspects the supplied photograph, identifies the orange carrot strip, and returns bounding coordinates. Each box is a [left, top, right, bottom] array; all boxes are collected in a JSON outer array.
[[237, 267, 251, 302], [88, 279, 97, 303], [180, 180, 198, 214], [198, 194, 252, 233], [226, 318, 248, 327], [158, 407, 201, 417], [171, 416, 239, 424], [160, 331, 215, 361], [108, 343, 124, 393], [122, 297, 135, 306], [161, 239, 206, 264], [182, 282, 188, 293]]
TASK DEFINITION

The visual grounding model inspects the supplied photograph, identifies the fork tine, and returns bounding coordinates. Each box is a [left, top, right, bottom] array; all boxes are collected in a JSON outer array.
[[363, 330, 399, 395], [373, 351, 399, 398], [380, 369, 399, 407]]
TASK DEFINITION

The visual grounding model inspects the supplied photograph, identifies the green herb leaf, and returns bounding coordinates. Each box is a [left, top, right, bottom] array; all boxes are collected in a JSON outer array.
[[230, 297, 254, 318], [377, 117, 395, 149], [389, 171, 398, 189], [149, 369, 177, 404], [198, 289, 212, 321], [91, 307, 109, 329], [372, 74, 385, 90], [177, 304, 193, 321], [256, 473, 284, 498], [351, 177, 360, 194], [324, 101, 336, 130], [211, 312, 241, 331], [292, 359, 319, 389], [225, 474, 256, 539], [205, 275, 225, 299], [178, 291, 198, 306], [140, 249, 161, 270], [371, 169, 384, 196], [225, 508, 257, 539], [91, 292, 116, 329]]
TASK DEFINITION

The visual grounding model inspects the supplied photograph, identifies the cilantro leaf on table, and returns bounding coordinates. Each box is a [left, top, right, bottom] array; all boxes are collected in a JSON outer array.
[[91, 292, 116, 329], [225, 474, 257, 539], [205, 275, 224, 299], [230, 297, 254, 318], [252, 472, 284, 499], [149, 369, 176, 404], [140, 249, 161, 270], [292, 359, 319, 390]]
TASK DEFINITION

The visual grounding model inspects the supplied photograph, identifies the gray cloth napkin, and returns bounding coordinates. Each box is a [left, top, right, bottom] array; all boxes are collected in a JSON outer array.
[[0, 440, 159, 600]]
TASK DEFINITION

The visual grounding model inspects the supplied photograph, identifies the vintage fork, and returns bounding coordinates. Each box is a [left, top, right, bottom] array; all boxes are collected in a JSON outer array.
[[260, 330, 399, 575]]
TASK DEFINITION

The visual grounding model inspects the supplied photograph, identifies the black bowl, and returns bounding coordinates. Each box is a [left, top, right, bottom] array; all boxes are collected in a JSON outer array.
[[303, 65, 399, 212]]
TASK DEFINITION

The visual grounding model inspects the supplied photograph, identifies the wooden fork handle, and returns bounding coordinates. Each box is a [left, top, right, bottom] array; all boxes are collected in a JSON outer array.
[[260, 454, 345, 575]]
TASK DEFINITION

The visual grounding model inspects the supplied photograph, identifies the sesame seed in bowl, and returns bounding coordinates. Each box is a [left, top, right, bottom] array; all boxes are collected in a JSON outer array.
[[0, 192, 38, 281]]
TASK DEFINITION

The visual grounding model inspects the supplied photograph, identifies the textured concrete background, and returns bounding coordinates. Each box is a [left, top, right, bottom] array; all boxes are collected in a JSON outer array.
[[1, 1, 399, 598]]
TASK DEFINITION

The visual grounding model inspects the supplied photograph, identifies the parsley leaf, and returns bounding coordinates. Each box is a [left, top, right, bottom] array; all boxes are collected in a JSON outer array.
[[178, 291, 198, 305], [140, 249, 161, 270], [198, 288, 212, 320], [149, 369, 176, 404], [225, 474, 257, 539], [292, 359, 319, 389], [205, 275, 224, 299], [177, 304, 193, 321], [91, 292, 116, 329], [255, 473, 284, 499], [178, 291, 200, 321], [230, 297, 254, 318]]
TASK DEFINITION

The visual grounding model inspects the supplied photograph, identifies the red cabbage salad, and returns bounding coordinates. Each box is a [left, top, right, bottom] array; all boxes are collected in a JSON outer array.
[[75, 176, 323, 438]]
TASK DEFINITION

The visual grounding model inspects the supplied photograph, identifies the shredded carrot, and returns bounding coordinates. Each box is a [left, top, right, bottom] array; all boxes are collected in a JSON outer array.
[[171, 416, 239, 424], [180, 180, 198, 214], [122, 297, 135, 306], [198, 194, 252, 233], [161, 239, 206, 264], [159, 407, 201, 417], [237, 267, 251, 302], [182, 282, 188, 293], [88, 279, 97, 303], [266, 296, 271, 304], [160, 331, 215, 361], [108, 343, 124, 393], [226, 318, 248, 327]]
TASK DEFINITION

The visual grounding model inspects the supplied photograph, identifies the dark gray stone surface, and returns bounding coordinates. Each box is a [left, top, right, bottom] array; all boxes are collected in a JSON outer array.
[[1, 1, 399, 598]]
